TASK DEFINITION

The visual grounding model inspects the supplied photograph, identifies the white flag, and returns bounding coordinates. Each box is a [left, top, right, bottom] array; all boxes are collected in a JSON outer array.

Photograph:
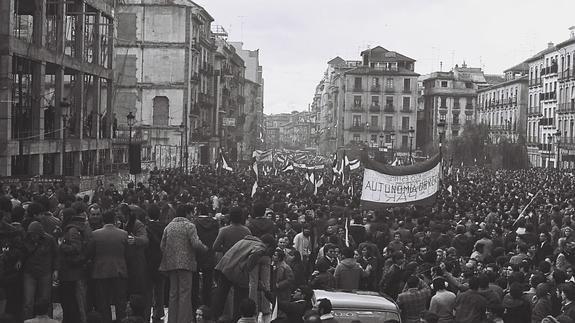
[[221, 154, 233, 172], [447, 185, 453, 195], [349, 159, 360, 170], [251, 181, 258, 197], [271, 297, 278, 321]]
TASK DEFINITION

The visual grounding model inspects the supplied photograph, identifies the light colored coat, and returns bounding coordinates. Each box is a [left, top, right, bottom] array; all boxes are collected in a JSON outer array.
[[159, 217, 206, 272]]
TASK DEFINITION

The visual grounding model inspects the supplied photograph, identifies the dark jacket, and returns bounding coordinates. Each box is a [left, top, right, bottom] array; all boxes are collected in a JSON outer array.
[[213, 223, 252, 253], [59, 216, 92, 281], [194, 215, 219, 269], [87, 224, 128, 279], [22, 228, 59, 278], [215, 235, 268, 288], [334, 258, 363, 290], [502, 295, 531, 323], [145, 220, 166, 276], [247, 217, 275, 238]]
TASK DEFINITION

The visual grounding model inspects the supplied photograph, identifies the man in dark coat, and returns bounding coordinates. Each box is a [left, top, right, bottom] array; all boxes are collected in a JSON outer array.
[[247, 202, 276, 238], [193, 203, 220, 308], [87, 210, 128, 323], [145, 204, 167, 323]]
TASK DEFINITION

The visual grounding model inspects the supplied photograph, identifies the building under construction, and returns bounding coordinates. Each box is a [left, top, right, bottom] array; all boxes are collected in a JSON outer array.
[[0, 0, 115, 177]]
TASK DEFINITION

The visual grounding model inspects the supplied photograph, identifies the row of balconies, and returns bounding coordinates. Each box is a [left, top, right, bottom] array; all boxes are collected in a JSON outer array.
[[558, 102, 575, 114], [539, 117, 555, 126], [349, 104, 414, 113], [348, 125, 414, 132], [559, 69, 573, 81], [540, 64, 558, 77], [482, 97, 517, 108], [353, 86, 412, 94], [539, 91, 557, 101], [439, 104, 473, 109], [529, 79, 542, 87], [527, 137, 575, 146]]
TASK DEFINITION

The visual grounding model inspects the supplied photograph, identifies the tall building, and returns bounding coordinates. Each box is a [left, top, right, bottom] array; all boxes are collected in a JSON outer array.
[[477, 63, 529, 143], [0, 0, 115, 177], [420, 64, 502, 151], [526, 30, 575, 168], [264, 113, 292, 149], [231, 42, 265, 161], [312, 46, 420, 157], [213, 28, 246, 162], [115, 0, 216, 168]]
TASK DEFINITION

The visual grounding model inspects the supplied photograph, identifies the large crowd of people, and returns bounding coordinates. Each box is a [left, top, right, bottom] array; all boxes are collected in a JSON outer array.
[[2, 164, 575, 323]]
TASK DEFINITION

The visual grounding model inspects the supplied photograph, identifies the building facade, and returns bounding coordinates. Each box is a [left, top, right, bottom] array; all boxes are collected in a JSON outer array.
[[231, 42, 265, 161], [115, 0, 217, 167], [477, 63, 529, 144], [0, 0, 115, 177], [312, 47, 420, 157], [526, 33, 575, 168], [420, 64, 499, 151]]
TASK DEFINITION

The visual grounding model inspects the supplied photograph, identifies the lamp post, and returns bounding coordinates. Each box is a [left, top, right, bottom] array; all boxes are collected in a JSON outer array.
[[126, 111, 135, 172], [60, 99, 70, 175], [390, 131, 396, 162], [408, 126, 415, 164], [179, 123, 185, 171], [547, 134, 553, 168], [555, 129, 561, 169], [437, 121, 446, 150]]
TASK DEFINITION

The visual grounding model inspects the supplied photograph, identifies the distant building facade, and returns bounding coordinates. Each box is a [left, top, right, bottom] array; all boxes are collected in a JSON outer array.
[[477, 63, 529, 144], [420, 64, 501, 151]]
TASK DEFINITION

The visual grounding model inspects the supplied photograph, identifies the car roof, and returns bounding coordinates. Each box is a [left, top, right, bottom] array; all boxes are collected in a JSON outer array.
[[313, 290, 399, 311]]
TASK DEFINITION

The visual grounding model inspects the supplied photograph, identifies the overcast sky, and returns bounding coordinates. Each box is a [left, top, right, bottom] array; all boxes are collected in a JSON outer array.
[[197, 0, 575, 115]]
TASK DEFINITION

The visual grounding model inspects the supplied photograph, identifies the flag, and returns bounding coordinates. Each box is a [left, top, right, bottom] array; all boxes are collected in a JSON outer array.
[[345, 217, 350, 247], [360, 153, 442, 209], [349, 159, 360, 171], [252, 160, 258, 178], [221, 152, 233, 172], [251, 181, 258, 197], [282, 163, 294, 172], [332, 153, 339, 173], [271, 297, 278, 321], [447, 185, 453, 195], [305, 172, 310, 182], [309, 172, 315, 185]]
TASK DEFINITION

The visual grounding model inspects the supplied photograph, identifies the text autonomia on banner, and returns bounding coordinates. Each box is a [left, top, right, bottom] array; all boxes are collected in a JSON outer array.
[[360, 162, 440, 207]]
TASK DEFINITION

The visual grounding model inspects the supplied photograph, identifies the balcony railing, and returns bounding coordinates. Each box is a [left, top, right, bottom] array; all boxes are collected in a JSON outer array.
[[453, 103, 461, 109], [384, 105, 395, 112], [529, 79, 542, 87], [369, 105, 381, 112], [465, 104, 473, 109], [370, 85, 381, 92], [351, 104, 364, 111], [560, 69, 572, 81], [383, 127, 395, 132], [384, 87, 395, 94], [350, 124, 365, 131], [527, 108, 541, 117], [539, 117, 555, 126], [558, 102, 575, 114], [401, 107, 412, 113], [540, 92, 557, 101], [353, 87, 363, 92], [402, 88, 412, 94]]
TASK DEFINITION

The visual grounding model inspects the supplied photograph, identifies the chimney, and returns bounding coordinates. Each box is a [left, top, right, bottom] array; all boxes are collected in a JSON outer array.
[[548, 42, 554, 49], [570, 26, 575, 39]]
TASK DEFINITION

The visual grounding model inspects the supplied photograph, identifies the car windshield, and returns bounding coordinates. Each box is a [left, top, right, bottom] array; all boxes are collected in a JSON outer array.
[[332, 309, 400, 322]]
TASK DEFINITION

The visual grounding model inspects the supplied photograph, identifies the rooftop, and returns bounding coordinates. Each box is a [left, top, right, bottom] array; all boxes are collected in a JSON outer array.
[[344, 65, 419, 77], [360, 46, 416, 63], [504, 62, 529, 73]]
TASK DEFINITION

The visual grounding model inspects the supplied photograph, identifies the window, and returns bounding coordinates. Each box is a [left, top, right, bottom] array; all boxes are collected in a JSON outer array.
[[403, 79, 411, 91], [354, 96, 362, 106], [441, 81, 448, 88], [439, 113, 446, 122], [402, 117, 409, 130], [353, 134, 361, 142], [385, 134, 391, 143], [401, 136, 408, 148], [386, 96, 393, 107], [370, 134, 377, 143], [440, 97, 447, 107], [152, 96, 170, 126], [453, 113, 460, 124], [386, 78, 394, 89], [352, 115, 361, 127], [354, 77, 362, 90], [371, 96, 380, 106], [385, 116, 393, 130], [372, 77, 380, 87], [371, 116, 378, 127], [403, 97, 410, 109], [465, 82, 473, 89]]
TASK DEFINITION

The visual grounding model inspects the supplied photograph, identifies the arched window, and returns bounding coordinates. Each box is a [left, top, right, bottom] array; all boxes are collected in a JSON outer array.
[[152, 96, 169, 126]]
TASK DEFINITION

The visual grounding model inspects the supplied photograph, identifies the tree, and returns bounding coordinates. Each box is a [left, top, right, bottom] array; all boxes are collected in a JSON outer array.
[[448, 124, 491, 166]]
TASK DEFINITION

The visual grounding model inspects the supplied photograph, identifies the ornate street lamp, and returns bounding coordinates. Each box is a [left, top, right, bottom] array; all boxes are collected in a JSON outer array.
[[409, 126, 415, 164]]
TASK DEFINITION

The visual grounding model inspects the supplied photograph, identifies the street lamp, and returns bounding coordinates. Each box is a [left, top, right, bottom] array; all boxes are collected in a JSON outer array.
[[126, 111, 136, 170], [547, 133, 553, 169], [409, 126, 415, 164], [180, 123, 185, 170], [437, 121, 446, 152], [555, 129, 561, 169], [390, 131, 396, 161], [61, 99, 71, 175]]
